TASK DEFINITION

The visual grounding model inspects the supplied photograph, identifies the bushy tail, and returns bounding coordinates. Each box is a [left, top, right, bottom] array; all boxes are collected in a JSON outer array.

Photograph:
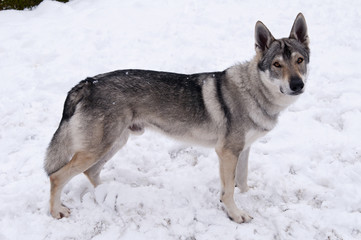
[[44, 78, 93, 176], [44, 122, 72, 176]]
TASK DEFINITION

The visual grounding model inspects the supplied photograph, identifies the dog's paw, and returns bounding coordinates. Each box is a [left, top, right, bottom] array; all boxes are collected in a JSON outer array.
[[228, 209, 253, 224], [50, 205, 70, 219], [238, 184, 250, 193]]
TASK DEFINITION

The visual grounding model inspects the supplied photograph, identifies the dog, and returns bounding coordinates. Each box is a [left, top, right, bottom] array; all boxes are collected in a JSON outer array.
[[44, 13, 309, 223]]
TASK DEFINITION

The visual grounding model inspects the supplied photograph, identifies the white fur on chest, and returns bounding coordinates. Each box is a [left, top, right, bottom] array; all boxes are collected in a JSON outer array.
[[244, 129, 267, 149]]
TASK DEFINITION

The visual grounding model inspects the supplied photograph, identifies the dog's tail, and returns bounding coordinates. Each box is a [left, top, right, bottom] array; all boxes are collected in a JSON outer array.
[[44, 79, 93, 176]]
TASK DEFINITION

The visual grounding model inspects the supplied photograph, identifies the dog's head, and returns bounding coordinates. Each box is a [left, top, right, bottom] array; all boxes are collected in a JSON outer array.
[[255, 13, 310, 96]]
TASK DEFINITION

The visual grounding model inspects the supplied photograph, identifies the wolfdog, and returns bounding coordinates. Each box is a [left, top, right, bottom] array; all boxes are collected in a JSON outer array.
[[44, 13, 309, 223]]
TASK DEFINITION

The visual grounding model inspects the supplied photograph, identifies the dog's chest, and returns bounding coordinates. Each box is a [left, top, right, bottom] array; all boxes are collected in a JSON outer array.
[[244, 129, 267, 149]]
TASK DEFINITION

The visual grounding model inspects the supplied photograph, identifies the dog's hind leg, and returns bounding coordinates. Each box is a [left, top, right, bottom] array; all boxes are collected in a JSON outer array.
[[235, 147, 250, 193], [83, 160, 106, 187], [49, 151, 98, 219], [216, 146, 253, 223], [84, 132, 130, 187]]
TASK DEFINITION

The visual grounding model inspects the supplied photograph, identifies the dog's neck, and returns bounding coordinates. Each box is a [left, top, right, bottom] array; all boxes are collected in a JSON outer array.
[[248, 57, 300, 112], [224, 57, 300, 131]]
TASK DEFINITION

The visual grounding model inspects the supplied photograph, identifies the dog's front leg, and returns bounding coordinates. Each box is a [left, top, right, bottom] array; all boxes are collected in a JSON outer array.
[[235, 147, 250, 193], [216, 147, 253, 223]]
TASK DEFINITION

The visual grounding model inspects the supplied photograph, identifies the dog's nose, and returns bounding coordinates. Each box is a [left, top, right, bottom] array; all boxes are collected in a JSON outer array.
[[290, 76, 304, 92]]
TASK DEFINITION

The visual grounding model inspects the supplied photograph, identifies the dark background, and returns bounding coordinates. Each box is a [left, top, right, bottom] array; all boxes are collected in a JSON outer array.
[[0, 0, 69, 10]]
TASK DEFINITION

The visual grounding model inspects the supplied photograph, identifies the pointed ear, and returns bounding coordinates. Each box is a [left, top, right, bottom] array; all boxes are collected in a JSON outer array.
[[255, 21, 275, 52], [289, 13, 309, 47]]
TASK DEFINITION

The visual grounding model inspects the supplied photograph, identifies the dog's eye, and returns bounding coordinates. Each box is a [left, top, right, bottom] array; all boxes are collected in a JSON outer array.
[[297, 57, 304, 64], [273, 62, 281, 68]]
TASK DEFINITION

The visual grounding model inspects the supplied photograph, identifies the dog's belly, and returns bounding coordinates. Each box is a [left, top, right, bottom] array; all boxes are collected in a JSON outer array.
[[181, 127, 219, 146], [144, 121, 219, 147]]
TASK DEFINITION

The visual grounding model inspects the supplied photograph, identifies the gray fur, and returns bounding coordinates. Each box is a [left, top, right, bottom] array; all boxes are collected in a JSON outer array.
[[44, 13, 310, 222], [44, 122, 72, 175]]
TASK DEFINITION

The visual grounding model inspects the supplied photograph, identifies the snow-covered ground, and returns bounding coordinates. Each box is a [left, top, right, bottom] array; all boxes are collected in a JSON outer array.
[[1, 0, 360, 239]]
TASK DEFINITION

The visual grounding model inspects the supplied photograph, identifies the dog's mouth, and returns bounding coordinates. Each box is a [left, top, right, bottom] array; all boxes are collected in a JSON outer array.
[[280, 88, 304, 96], [290, 89, 304, 96]]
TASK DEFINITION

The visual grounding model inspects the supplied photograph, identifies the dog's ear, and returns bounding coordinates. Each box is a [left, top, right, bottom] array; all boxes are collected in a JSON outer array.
[[255, 21, 275, 52], [289, 13, 309, 47]]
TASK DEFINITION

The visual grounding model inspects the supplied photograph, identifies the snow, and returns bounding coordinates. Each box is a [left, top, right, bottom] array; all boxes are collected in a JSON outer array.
[[0, 0, 361, 239]]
